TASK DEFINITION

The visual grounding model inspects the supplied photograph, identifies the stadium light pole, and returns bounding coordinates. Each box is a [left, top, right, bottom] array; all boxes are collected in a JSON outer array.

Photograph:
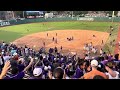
[[23, 11, 25, 18], [111, 11, 114, 24], [72, 11, 73, 19], [12, 11, 15, 19]]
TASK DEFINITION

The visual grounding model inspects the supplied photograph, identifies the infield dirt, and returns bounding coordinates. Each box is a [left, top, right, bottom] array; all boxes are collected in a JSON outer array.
[[12, 30, 109, 57]]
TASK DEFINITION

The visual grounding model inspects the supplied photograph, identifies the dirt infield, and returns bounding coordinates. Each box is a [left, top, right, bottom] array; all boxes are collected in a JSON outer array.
[[12, 30, 109, 57]]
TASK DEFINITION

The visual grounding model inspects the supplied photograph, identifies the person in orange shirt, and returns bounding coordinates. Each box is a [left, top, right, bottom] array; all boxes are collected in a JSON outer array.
[[82, 60, 108, 79]]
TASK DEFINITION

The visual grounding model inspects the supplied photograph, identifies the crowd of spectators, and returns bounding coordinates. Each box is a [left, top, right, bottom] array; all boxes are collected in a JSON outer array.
[[0, 41, 120, 79], [85, 12, 107, 17]]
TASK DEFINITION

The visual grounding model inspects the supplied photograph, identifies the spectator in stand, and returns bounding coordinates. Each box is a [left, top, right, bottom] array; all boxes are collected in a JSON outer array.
[[30, 67, 44, 79], [24, 46, 29, 57], [64, 62, 75, 79], [104, 62, 119, 79], [84, 54, 90, 60], [17, 58, 25, 72], [48, 67, 64, 79], [114, 54, 119, 61], [97, 61, 120, 79], [93, 75, 105, 79], [92, 47, 97, 54], [100, 48, 103, 55], [12, 53, 19, 61], [0, 55, 4, 72], [4, 56, 34, 79], [74, 60, 85, 78], [0, 61, 11, 79], [65, 68, 75, 79], [101, 55, 109, 65], [1, 41, 120, 79], [10, 48, 17, 56], [88, 42, 92, 50], [82, 60, 107, 79], [92, 46, 95, 53], [44, 62, 51, 78], [84, 60, 91, 73]]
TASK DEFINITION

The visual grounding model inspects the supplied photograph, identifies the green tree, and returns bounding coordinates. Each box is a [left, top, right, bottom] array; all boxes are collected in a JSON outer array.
[[105, 11, 118, 16], [73, 11, 88, 16], [14, 11, 23, 18]]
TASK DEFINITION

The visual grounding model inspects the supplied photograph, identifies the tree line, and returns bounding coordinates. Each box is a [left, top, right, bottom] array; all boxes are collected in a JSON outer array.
[[13, 11, 119, 18]]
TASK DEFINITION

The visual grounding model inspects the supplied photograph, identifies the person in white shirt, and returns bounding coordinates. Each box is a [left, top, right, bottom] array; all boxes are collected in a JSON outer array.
[[89, 42, 93, 50], [95, 48, 98, 54], [85, 56, 90, 60], [0, 56, 3, 66], [87, 50, 90, 55], [105, 71, 119, 79], [92, 47, 97, 54], [92, 46, 94, 53], [25, 47, 29, 56], [0, 56, 4, 72], [105, 65, 119, 79], [85, 54, 90, 60], [3, 54, 11, 63], [86, 46, 89, 51], [2, 42, 6, 46], [100, 48, 103, 55]]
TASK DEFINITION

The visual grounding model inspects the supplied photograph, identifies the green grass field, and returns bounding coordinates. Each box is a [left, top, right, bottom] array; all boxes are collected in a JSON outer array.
[[0, 21, 119, 53]]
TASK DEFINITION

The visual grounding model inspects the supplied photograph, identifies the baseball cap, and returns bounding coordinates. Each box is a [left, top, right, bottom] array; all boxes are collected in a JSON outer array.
[[44, 65, 51, 71], [91, 60, 98, 67], [33, 68, 42, 76], [44, 66, 49, 71]]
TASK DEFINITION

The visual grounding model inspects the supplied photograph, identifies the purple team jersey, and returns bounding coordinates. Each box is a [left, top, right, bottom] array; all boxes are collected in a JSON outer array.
[[4, 71, 25, 79]]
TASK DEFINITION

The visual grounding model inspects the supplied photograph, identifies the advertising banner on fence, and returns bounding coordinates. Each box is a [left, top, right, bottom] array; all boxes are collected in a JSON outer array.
[[77, 17, 94, 21], [0, 21, 10, 26]]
